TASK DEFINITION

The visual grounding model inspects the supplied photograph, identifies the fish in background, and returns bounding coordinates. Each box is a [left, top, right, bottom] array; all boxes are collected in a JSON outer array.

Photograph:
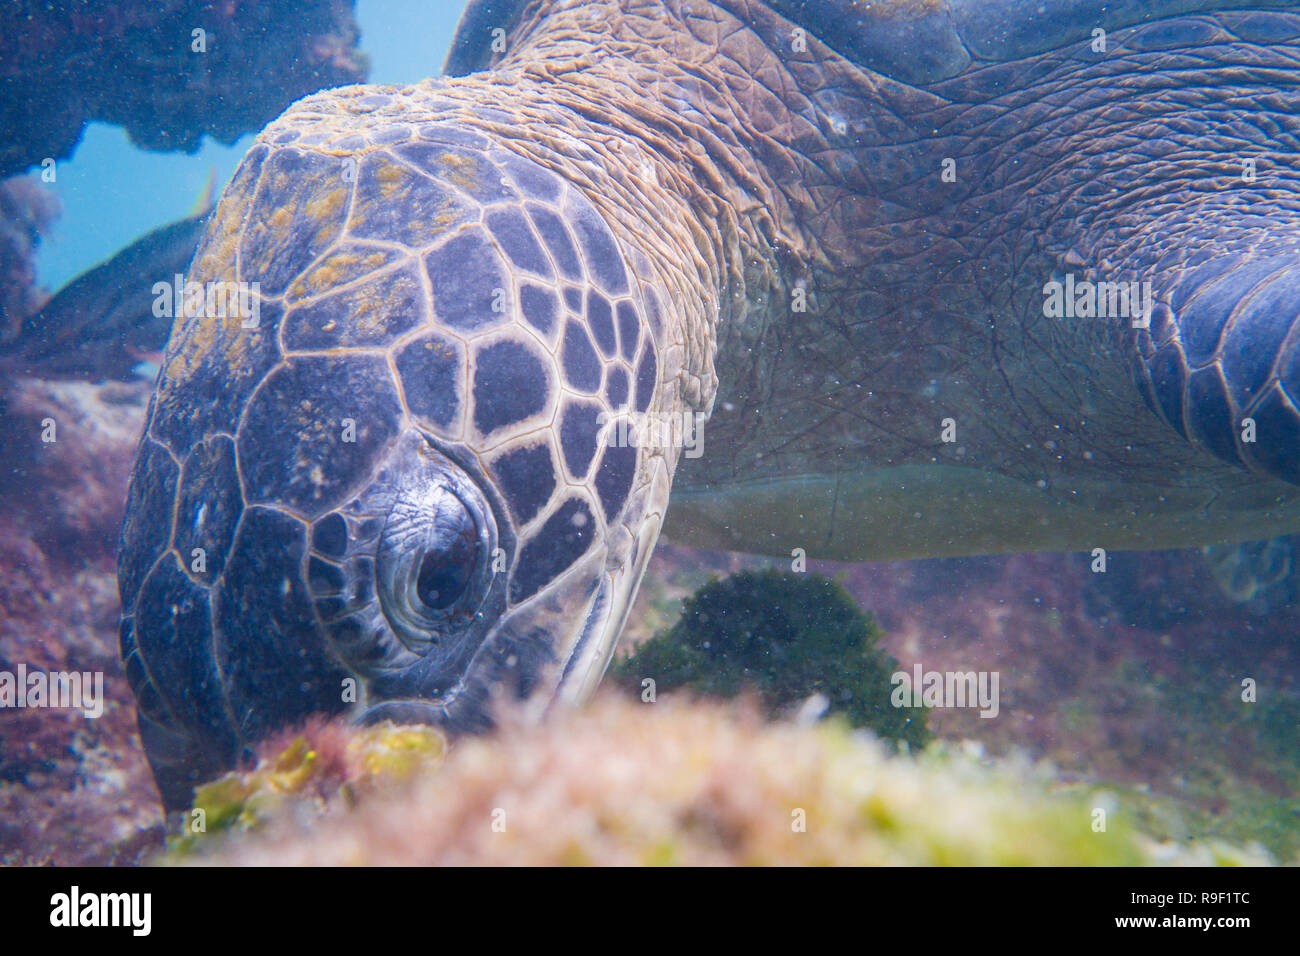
[[0, 172, 214, 383]]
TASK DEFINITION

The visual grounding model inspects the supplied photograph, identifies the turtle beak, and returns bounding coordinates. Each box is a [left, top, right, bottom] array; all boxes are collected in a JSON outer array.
[[553, 509, 663, 706]]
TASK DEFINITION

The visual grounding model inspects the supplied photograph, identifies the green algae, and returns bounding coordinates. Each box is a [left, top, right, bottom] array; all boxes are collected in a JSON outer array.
[[611, 569, 929, 749]]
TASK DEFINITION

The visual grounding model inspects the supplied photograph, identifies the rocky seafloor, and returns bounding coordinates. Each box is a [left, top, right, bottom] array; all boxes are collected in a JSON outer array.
[[1, 0, 1296, 871], [1, 370, 1297, 865], [0, 376, 162, 864]]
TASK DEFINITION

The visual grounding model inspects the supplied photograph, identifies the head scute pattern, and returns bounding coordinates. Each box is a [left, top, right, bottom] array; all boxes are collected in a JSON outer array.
[[119, 49, 687, 805]]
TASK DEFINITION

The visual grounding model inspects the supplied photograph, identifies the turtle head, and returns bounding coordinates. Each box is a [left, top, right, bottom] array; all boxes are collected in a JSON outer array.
[[119, 91, 690, 805]]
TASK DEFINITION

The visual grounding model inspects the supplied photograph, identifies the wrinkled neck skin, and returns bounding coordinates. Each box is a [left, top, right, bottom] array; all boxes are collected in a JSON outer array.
[[429, 3, 1300, 557], [853, 9, 1300, 519], [446, 2, 1300, 556]]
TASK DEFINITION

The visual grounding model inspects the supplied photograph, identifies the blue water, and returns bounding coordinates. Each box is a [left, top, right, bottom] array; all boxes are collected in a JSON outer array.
[[34, 0, 461, 293]]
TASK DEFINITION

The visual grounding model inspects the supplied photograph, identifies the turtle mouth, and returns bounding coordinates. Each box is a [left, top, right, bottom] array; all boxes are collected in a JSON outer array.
[[356, 698, 452, 726], [554, 575, 613, 701], [554, 504, 664, 706]]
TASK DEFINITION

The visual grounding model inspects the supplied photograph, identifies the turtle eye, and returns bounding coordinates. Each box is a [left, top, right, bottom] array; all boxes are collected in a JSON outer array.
[[414, 508, 479, 611], [376, 466, 497, 654]]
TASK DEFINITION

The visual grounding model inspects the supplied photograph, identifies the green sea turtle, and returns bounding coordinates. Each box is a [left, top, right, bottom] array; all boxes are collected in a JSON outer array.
[[120, 0, 1300, 808]]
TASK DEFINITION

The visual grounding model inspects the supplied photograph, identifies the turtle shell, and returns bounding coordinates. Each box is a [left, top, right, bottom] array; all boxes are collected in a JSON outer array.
[[445, 0, 1275, 85]]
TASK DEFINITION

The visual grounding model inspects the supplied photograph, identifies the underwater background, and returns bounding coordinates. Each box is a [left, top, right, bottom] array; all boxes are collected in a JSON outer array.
[[0, 0, 1297, 865], [36, 0, 457, 292]]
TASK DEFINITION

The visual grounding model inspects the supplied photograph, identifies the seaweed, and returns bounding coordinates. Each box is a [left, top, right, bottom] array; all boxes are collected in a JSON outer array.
[[612, 569, 929, 748], [161, 695, 1270, 866], [164, 720, 445, 857]]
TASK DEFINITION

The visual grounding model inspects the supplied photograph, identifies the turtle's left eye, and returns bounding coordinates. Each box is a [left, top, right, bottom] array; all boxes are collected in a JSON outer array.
[[377, 472, 496, 653]]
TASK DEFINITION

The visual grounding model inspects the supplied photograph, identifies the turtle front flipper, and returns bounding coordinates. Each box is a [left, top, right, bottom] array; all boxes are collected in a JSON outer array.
[[1135, 251, 1300, 486]]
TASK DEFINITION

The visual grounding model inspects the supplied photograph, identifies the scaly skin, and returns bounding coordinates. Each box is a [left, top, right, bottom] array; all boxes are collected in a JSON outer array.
[[460, 1, 1300, 559], [658, 4, 1300, 558]]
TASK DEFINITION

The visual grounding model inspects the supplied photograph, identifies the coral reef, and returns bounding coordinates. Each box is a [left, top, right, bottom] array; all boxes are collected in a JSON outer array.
[[611, 569, 928, 749], [0, 1, 367, 179], [168, 695, 1271, 866]]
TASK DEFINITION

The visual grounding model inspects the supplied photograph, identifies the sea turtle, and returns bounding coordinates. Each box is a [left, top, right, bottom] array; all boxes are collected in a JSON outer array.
[[119, 0, 1300, 808]]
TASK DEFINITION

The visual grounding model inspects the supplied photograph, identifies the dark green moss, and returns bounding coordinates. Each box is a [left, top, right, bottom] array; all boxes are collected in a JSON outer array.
[[612, 569, 928, 748]]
